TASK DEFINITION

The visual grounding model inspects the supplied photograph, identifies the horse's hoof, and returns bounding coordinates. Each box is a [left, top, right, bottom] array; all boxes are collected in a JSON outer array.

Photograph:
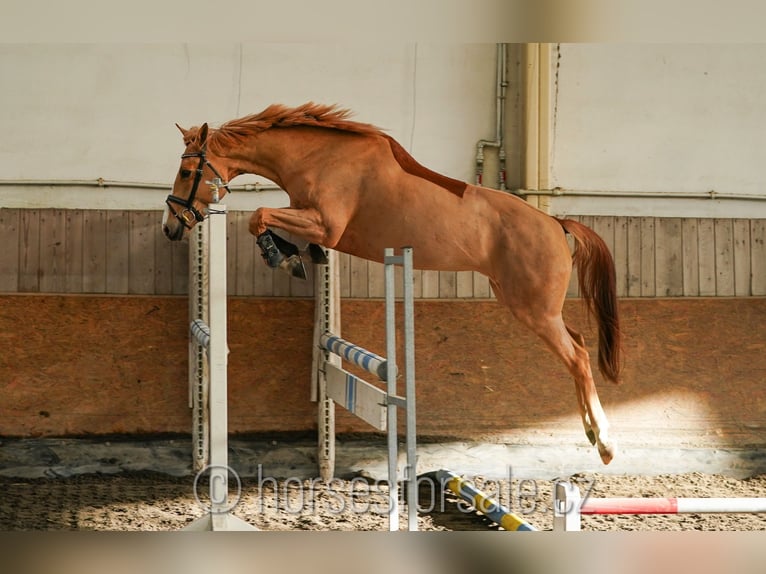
[[597, 439, 616, 465], [279, 255, 308, 280], [585, 428, 597, 446], [308, 243, 329, 265]]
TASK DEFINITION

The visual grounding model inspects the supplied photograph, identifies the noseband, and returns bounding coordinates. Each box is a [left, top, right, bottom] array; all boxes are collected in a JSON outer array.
[[165, 149, 230, 229]]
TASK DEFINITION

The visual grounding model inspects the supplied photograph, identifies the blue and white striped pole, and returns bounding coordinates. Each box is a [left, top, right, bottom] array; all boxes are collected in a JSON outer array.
[[319, 333, 389, 381]]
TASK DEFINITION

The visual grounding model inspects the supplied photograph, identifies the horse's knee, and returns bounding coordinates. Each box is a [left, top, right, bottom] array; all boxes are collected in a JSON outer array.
[[249, 208, 268, 236]]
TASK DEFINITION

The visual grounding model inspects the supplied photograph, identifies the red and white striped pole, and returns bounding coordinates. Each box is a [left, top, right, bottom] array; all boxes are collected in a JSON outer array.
[[554, 481, 766, 531]]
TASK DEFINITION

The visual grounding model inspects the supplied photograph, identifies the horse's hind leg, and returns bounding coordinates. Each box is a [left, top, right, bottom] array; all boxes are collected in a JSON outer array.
[[534, 316, 615, 464], [499, 288, 615, 464]]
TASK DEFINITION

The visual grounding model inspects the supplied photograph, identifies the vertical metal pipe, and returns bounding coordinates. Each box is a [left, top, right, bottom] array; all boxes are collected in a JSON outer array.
[[402, 247, 418, 531], [384, 247, 399, 531], [497, 43, 508, 191], [476, 43, 508, 190]]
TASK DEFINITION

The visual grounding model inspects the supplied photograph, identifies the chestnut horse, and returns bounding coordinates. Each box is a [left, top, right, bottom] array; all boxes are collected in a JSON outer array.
[[162, 102, 622, 464]]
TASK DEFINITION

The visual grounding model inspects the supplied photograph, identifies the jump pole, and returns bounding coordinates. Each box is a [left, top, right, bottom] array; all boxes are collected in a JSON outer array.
[[183, 205, 257, 531], [313, 247, 418, 531], [553, 481, 766, 531], [433, 469, 537, 531]]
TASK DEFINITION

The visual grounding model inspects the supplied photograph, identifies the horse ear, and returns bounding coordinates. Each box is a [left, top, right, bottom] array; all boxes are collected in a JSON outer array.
[[198, 123, 209, 146], [176, 123, 189, 137]]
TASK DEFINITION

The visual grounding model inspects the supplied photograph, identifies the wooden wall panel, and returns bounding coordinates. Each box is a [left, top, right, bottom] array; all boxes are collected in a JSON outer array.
[[733, 219, 752, 297], [0, 209, 19, 292], [128, 211, 156, 295], [65, 210, 84, 293], [681, 219, 699, 296], [714, 219, 735, 296], [2, 295, 764, 451], [654, 218, 683, 296], [18, 210, 40, 292], [0, 208, 764, 299], [752, 219, 766, 296], [105, 211, 130, 294]]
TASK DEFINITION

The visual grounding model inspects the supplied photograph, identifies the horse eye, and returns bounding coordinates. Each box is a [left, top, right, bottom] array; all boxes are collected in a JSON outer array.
[[180, 169, 192, 179]]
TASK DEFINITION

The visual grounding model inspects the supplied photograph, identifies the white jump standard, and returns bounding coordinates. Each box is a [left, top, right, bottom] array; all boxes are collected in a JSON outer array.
[[184, 205, 256, 531], [313, 247, 418, 532]]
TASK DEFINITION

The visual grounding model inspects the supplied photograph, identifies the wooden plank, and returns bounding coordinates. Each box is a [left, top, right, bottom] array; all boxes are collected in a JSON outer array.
[[654, 218, 683, 297], [456, 271, 474, 298], [65, 209, 84, 293], [626, 216, 642, 297], [105, 211, 130, 294], [170, 233, 189, 294], [338, 251, 351, 298], [154, 211, 175, 295], [410, 268, 423, 299], [325, 364, 387, 431], [714, 218, 734, 296], [751, 219, 766, 296], [38, 209, 68, 293], [473, 271, 491, 299], [681, 219, 700, 296], [128, 211, 156, 295], [697, 218, 716, 296], [639, 217, 655, 297], [226, 212, 239, 296], [349, 255, 368, 298], [235, 211, 255, 296], [613, 216, 629, 298], [421, 270, 440, 299], [592, 216, 615, 259], [0, 209, 19, 292], [82, 210, 107, 293], [18, 209, 40, 293], [733, 219, 751, 297], [439, 271, 457, 299], [367, 260, 385, 298]]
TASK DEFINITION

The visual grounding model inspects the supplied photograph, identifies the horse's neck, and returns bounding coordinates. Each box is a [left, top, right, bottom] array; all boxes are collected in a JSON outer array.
[[240, 128, 327, 186]]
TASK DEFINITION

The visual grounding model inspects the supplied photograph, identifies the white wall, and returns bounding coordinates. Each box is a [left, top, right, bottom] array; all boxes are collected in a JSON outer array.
[[0, 43, 500, 209], [2, 43, 765, 218], [548, 44, 766, 218]]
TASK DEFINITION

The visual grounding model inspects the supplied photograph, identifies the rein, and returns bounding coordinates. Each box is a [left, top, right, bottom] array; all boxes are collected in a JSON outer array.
[[165, 149, 230, 228]]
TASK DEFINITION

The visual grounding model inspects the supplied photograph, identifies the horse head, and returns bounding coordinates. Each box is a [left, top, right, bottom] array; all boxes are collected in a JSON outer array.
[[162, 123, 230, 241]]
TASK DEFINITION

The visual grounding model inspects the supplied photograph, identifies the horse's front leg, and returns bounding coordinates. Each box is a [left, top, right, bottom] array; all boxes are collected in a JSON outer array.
[[249, 207, 334, 278]]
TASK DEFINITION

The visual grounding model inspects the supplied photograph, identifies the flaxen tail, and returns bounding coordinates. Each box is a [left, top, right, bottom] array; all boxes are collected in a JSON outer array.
[[556, 218, 622, 383]]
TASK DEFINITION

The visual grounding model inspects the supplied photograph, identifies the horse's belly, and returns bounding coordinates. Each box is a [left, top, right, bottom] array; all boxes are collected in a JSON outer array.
[[334, 221, 478, 271]]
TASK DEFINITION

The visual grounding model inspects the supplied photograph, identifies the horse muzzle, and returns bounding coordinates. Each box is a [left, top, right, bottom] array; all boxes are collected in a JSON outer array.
[[163, 220, 186, 241]]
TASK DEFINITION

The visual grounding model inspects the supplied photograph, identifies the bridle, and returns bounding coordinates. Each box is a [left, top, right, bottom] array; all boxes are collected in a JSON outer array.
[[165, 148, 230, 228]]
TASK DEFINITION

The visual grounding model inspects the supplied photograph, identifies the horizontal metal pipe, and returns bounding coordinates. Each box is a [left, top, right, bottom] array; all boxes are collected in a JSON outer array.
[[0, 179, 282, 192], [516, 188, 766, 201]]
